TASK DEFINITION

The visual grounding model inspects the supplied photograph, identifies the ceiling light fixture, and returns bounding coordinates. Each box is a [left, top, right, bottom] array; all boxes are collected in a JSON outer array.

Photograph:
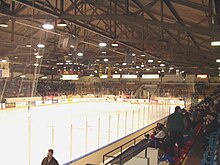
[[37, 43, 45, 48], [132, 53, 136, 56], [34, 63, 39, 66], [148, 59, 153, 63], [57, 20, 67, 27], [102, 51, 106, 54], [160, 64, 165, 67], [77, 52, 83, 56], [68, 53, 72, 56], [0, 22, 8, 28], [122, 62, 127, 66], [42, 22, 54, 30], [211, 41, 220, 46], [141, 54, 146, 57], [36, 55, 42, 59], [104, 58, 109, 62], [1, 59, 7, 63], [216, 59, 220, 63], [141, 64, 145, 67], [169, 67, 174, 70], [111, 42, 119, 47], [99, 42, 107, 47], [42, 76, 47, 79], [20, 75, 26, 78], [158, 60, 162, 63], [136, 66, 140, 69], [26, 44, 32, 48]]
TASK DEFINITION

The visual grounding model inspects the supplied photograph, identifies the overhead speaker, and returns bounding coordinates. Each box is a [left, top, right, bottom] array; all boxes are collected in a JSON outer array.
[[125, 52, 132, 64], [58, 35, 79, 51]]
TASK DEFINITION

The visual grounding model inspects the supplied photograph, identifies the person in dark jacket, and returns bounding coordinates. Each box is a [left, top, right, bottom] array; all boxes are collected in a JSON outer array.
[[167, 106, 184, 156], [41, 149, 59, 165]]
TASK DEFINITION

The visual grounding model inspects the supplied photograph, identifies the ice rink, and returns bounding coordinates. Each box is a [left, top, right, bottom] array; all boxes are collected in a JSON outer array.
[[0, 101, 171, 165]]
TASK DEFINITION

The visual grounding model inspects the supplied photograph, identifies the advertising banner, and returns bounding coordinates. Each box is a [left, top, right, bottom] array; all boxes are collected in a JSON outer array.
[[5, 102, 16, 108]]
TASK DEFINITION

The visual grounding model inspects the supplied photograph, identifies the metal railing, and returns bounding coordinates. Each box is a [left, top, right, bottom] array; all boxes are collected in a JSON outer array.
[[103, 119, 167, 165]]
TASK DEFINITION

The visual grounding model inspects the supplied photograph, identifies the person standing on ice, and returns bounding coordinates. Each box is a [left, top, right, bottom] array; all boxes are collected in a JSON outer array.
[[41, 149, 59, 165]]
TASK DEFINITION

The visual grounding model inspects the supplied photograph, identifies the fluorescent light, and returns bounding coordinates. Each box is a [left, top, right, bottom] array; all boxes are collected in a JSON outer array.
[[148, 59, 153, 63], [42, 23, 54, 30], [142, 74, 159, 79], [77, 52, 83, 56], [132, 53, 136, 56], [42, 76, 47, 79], [102, 51, 106, 54], [216, 59, 220, 63], [37, 43, 45, 48], [0, 22, 8, 28], [99, 42, 107, 47], [111, 43, 119, 47], [68, 53, 72, 56], [122, 62, 127, 65], [160, 63, 165, 67], [141, 54, 146, 57], [104, 58, 109, 62], [211, 41, 220, 46], [96, 59, 100, 62], [136, 66, 140, 69], [20, 75, 26, 78], [158, 60, 162, 63], [169, 67, 174, 70], [36, 55, 42, 59], [57, 20, 67, 27], [1, 59, 7, 63], [34, 63, 39, 66]]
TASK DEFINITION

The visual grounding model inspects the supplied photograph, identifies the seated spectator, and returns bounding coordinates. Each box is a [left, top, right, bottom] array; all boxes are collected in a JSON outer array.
[[203, 112, 218, 136], [158, 149, 174, 165], [152, 125, 166, 148]]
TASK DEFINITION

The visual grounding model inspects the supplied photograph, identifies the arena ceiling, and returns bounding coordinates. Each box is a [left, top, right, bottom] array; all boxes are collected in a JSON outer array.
[[0, 0, 220, 77]]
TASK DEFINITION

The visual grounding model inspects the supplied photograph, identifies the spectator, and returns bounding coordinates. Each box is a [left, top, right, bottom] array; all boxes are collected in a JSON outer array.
[[41, 149, 59, 165], [167, 106, 184, 156]]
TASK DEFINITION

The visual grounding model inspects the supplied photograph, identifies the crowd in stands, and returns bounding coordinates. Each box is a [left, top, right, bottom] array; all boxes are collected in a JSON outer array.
[[143, 94, 220, 165], [37, 81, 75, 96]]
